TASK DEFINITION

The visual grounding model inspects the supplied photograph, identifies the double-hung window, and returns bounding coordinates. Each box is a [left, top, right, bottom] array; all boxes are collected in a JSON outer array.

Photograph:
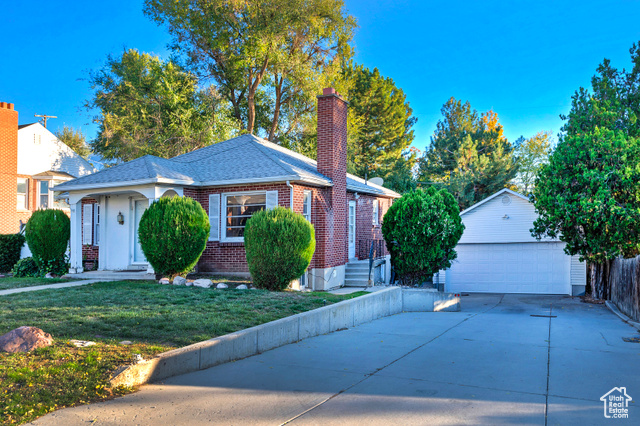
[[372, 200, 379, 225], [17, 178, 28, 210], [302, 190, 312, 222], [37, 179, 70, 209], [223, 193, 267, 241]]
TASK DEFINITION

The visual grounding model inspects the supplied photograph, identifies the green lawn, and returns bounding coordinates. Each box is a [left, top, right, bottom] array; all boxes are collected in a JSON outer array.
[[0, 281, 367, 424], [0, 277, 74, 291]]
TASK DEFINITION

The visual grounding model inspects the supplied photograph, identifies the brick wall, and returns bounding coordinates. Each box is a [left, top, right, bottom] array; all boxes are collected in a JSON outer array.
[[348, 192, 392, 260], [185, 183, 292, 273], [0, 102, 18, 233], [81, 198, 99, 270], [16, 174, 36, 228]]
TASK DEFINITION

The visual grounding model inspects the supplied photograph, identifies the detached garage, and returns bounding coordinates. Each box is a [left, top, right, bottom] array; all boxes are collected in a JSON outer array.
[[443, 189, 586, 295]]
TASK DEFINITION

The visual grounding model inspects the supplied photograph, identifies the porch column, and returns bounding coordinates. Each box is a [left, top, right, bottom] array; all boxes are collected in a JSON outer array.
[[69, 199, 83, 273], [146, 197, 156, 275]]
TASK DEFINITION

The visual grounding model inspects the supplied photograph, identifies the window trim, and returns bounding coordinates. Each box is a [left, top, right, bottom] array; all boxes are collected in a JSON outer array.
[[302, 190, 312, 223], [36, 177, 72, 210], [17, 177, 28, 210], [372, 199, 379, 225], [221, 190, 268, 243]]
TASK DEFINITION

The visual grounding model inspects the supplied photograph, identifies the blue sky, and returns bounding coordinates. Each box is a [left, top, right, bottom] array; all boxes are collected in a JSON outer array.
[[2, 0, 640, 153]]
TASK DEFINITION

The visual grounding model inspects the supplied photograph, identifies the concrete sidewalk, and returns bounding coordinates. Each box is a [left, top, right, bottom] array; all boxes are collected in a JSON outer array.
[[0, 279, 108, 296], [32, 294, 640, 425]]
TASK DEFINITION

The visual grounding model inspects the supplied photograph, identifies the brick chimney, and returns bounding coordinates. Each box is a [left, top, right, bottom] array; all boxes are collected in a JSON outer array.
[[315, 87, 349, 274], [0, 102, 18, 234]]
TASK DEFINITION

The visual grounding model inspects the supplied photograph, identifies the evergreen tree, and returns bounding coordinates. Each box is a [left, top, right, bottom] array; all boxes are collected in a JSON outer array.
[[344, 64, 417, 182], [419, 98, 518, 209]]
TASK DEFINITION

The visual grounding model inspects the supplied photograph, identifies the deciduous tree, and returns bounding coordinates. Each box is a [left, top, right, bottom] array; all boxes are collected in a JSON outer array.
[[144, 0, 355, 136], [54, 125, 92, 160], [513, 131, 553, 194], [86, 49, 239, 163]]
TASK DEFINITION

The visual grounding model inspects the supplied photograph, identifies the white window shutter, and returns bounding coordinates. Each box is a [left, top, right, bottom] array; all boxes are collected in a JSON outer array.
[[82, 204, 93, 245], [266, 190, 278, 210], [93, 204, 100, 246], [209, 194, 220, 241]]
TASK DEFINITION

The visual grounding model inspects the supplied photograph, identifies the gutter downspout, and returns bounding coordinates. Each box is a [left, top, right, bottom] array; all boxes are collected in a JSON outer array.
[[286, 181, 294, 211]]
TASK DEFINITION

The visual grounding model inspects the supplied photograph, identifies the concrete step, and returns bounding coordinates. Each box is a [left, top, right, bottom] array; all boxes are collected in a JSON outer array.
[[346, 264, 370, 271], [344, 279, 370, 287], [345, 273, 370, 280]]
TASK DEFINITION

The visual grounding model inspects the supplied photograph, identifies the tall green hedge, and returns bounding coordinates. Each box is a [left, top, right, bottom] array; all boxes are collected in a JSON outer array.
[[138, 196, 210, 278], [382, 187, 465, 285], [244, 207, 316, 291], [25, 209, 70, 275], [0, 234, 25, 272]]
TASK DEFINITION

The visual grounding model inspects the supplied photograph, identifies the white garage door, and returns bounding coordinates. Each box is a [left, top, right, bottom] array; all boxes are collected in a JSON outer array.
[[446, 243, 570, 294]]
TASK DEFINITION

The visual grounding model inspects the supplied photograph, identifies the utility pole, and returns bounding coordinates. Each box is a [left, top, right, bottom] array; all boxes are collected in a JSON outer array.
[[34, 113, 57, 128]]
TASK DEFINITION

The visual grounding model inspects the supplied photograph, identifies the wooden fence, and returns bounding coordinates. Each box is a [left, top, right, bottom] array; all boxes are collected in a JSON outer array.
[[609, 256, 640, 321]]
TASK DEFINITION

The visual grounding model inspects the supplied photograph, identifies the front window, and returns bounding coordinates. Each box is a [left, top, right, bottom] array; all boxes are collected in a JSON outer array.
[[223, 193, 266, 240], [17, 178, 28, 209]]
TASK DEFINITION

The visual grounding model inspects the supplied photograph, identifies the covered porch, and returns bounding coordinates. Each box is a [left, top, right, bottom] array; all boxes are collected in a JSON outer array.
[[67, 184, 184, 274]]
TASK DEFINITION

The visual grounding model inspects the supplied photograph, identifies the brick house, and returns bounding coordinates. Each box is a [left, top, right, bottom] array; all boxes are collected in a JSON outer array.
[[56, 88, 400, 290], [0, 102, 96, 235]]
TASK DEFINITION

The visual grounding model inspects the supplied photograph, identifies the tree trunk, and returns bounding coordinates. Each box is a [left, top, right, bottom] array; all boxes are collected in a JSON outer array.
[[590, 259, 612, 300], [268, 77, 283, 141]]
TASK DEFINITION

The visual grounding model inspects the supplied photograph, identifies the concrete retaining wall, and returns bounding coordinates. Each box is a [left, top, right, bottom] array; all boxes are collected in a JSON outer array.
[[111, 287, 459, 387]]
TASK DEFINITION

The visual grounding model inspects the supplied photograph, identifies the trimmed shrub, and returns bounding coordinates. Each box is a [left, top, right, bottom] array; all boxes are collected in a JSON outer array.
[[244, 207, 316, 291], [12, 257, 39, 278], [25, 209, 70, 275], [138, 196, 210, 278], [0, 233, 25, 272], [382, 187, 465, 286]]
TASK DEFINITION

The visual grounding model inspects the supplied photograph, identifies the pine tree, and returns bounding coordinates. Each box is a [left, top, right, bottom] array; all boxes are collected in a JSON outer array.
[[419, 98, 518, 209]]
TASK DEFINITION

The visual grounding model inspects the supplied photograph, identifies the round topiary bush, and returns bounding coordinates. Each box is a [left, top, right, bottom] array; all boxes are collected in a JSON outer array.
[[12, 257, 39, 277], [25, 209, 70, 275], [138, 196, 210, 278], [244, 207, 316, 291], [382, 186, 465, 286]]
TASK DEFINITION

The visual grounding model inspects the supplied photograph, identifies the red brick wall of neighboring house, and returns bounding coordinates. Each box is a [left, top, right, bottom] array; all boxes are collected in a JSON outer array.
[[185, 183, 292, 273], [315, 88, 348, 268], [16, 174, 36, 229], [347, 192, 392, 260], [81, 198, 99, 270], [0, 102, 18, 234]]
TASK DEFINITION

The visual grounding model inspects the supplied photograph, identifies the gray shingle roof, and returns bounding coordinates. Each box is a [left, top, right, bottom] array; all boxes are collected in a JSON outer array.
[[56, 134, 399, 198]]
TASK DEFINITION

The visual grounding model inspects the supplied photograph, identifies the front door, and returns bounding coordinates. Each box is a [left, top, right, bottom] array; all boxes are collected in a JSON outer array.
[[348, 201, 356, 259], [133, 199, 147, 263]]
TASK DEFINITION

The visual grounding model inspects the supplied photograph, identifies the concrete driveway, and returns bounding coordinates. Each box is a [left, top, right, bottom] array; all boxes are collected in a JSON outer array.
[[33, 294, 640, 425]]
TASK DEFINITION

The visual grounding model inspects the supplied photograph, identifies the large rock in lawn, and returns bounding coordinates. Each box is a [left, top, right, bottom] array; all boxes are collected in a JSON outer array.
[[193, 279, 212, 288], [0, 326, 54, 353], [159, 278, 170, 285], [173, 276, 187, 286], [216, 283, 228, 289], [236, 284, 248, 290]]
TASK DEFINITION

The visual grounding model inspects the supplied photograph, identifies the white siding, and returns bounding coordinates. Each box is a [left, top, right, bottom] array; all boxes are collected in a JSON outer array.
[[571, 255, 587, 287], [459, 192, 558, 244], [17, 123, 96, 177]]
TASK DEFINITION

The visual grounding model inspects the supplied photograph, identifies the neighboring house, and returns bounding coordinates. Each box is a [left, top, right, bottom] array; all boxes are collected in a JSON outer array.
[[0, 102, 96, 234], [442, 188, 587, 296], [56, 88, 400, 290]]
